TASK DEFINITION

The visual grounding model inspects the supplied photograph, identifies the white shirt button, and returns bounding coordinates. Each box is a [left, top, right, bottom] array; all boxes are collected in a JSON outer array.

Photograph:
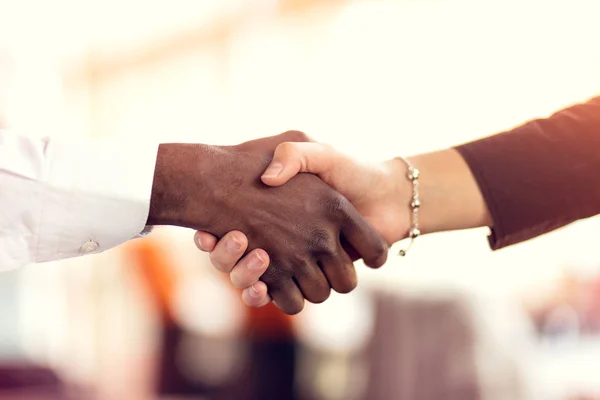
[[80, 240, 100, 253]]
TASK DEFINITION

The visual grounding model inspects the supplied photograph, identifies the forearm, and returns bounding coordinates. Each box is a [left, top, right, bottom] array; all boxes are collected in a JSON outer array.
[[387, 95, 600, 249], [413, 148, 492, 234]]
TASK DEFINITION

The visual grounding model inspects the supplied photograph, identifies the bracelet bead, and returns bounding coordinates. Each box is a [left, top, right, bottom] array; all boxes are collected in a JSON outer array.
[[398, 157, 421, 257]]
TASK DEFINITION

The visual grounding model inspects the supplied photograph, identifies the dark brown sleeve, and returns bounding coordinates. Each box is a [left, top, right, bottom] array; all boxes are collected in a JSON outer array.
[[455, 96, 600, 250]]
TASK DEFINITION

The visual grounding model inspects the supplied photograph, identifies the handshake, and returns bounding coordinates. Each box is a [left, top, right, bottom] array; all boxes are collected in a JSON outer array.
[[146, 96, 594, 313], [148, 130, 415, 314]]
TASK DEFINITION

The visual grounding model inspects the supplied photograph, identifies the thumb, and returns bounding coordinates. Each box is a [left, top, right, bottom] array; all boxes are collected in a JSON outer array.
[[261, 142, 335, 186]]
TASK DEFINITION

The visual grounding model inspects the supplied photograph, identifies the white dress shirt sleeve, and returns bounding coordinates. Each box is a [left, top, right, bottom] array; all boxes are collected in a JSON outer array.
[[0, 130, 159, 270]]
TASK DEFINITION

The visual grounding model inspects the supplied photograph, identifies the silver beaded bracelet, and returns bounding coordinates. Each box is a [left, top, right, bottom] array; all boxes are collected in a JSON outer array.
[[398, 157, 420, 256]]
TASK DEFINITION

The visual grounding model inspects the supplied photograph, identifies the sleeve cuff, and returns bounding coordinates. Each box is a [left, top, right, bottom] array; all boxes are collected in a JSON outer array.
[[34, 138, 159, 263]]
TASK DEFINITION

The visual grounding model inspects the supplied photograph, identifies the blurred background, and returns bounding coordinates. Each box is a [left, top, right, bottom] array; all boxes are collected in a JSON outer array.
[[0, 0, 599, 399]]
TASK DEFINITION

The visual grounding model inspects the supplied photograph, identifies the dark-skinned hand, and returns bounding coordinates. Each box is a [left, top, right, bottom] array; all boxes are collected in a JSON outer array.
[[147, 131, 388, 314]]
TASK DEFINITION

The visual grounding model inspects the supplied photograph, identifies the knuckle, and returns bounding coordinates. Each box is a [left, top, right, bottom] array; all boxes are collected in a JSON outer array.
[[308, 287, 331, 304], [308, 229, 336, 253], [209, 253, 229, 273], [278, 141, 299, 157], [261, 263, 292, 287], [282, 130, 310, 142], [298, 271, 331, 304], [288, 255, 312, 271], [334, 276, 358, 294], [324, 194, 351, 219], [365, 240, 389, 269], [231, 278, 245, 289], [230, 271, 249, 289], [286, 300, 305, 315], [287, 260, 312, 279], [331, 264, 358, 294]]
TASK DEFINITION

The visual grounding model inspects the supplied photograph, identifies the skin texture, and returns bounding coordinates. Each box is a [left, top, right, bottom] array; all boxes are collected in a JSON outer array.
[[147, 131, 389, 314], [261, 142, 409, 245], [196, 141, 492, 308]]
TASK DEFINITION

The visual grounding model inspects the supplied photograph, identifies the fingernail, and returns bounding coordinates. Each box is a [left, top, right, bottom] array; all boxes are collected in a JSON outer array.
[[226, 236, 242, 252], [262, 163, 283, 179], [195, 235, 207, 251], [250, 284, 261, 297], [248, 252, 265, 270]]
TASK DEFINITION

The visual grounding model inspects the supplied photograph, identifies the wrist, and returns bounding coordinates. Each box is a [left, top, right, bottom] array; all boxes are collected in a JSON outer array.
[[381, 158, 414, 243], [147, 143, 212, 228], [391, 149, 492, 238], [147, 143, 181, 226]]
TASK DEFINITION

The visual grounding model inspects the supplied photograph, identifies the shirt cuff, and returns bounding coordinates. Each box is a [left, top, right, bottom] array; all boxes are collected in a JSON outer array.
[[34, 138, 159, 263]]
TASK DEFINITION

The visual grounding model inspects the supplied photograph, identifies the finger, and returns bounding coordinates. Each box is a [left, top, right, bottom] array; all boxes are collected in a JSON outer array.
[[340, 237, 360, 262], [209, 230, 248, 273], [194, 231, 218, 252], [340, 204, 389, 269], [319, 248, 358, 294], [230, 249, 270, 289], [265, 277, 305, 315], [293, 264, 332, 304], [241, 282, 272, 308], [261, 142, 337, 186]]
